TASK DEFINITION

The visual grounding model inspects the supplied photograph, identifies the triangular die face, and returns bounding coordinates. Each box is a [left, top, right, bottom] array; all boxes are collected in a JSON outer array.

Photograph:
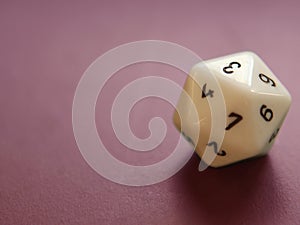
[[205, 52, 254, 87], [249, 91, 291, 154], [251, 53, 291, 97]]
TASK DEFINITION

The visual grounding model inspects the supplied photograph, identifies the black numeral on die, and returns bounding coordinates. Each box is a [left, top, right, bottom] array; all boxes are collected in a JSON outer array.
[[207, 141, 226, 156], [259, 73, 276, 87], [225, 112, 243, 130], [260, 104, 273, 122], [223, 62, 241, 74], [269, 128, 280, 143], [201, 83, 214, 98], [181, 131, 195, 147]]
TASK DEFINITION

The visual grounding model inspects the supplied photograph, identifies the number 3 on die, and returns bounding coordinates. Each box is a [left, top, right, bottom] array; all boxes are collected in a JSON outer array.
[[223, 62, 241, 74]]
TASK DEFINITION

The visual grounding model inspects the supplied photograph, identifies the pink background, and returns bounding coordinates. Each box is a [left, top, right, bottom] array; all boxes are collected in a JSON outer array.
[[1, 0, 300, 224]]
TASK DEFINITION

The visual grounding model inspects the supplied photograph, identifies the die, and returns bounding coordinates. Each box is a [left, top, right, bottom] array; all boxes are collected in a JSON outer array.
[[173, 51, 291, 168]]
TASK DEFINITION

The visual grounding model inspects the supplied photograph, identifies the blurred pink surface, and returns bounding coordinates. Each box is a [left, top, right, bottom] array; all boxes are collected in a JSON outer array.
[[1, 0, 300, 224]]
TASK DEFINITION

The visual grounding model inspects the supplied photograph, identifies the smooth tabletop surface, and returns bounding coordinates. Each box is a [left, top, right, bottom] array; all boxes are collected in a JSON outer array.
[[1, 0, 300, 224]]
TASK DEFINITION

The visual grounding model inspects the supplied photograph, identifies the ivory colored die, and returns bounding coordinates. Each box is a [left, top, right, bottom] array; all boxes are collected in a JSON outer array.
[[173, 52, 291, 167]]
